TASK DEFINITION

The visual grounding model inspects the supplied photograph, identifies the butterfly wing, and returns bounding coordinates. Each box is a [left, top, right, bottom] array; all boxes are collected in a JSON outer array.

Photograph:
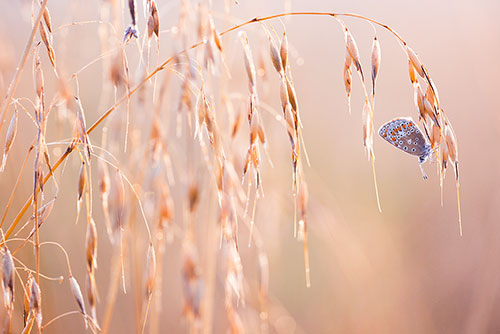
[[378, 117, 429, 157]]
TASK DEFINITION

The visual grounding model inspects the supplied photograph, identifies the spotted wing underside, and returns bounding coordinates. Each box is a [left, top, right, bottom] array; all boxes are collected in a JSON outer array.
[[378, 117, 428, 157]]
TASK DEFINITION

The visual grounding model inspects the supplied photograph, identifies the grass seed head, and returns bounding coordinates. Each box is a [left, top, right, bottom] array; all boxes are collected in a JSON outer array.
[[371, 35, 381, 93], [269, 36, 283, 74], [39, 22, 55, 67], [29, 277, 42, 329], [408, 60, 417, 84], [1, 108, 18, 172], [77, 162, 87, 201], [406, 45, 425, 78], [2, 248, 15, 307], [344, 27, 364, 81], [86, 217, 98, 272], [147, 1, 159, 39], [41, 4, 52, 33], [240, 32, 257, 90], [430, 123, 441, 149], [280, 31, 289, 70], [69, 275, 88, 328]]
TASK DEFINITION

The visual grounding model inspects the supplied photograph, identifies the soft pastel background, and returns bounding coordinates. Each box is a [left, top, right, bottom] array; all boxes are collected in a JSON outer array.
[[0, 0, 498, 333]]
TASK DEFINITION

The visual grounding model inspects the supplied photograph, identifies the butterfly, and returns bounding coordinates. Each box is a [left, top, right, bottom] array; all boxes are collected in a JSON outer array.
[[378, 117, 431, 178]]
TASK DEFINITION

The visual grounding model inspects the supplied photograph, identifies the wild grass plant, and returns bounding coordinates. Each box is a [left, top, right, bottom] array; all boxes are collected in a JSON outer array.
[[0, 1, 460, 333]]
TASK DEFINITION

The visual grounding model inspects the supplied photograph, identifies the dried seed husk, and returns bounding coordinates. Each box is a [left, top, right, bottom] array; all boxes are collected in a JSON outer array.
[[209, 16, 222, 52], [24, 197, 56, 239], [1, 109, 18, 172], [269, 36, 282, 74], [345, 28, 364, 81], [39, 23, 55, 67], [42, 5, 52, 33], [148, 0, 160, 38], [343, 49, 353, 113], [371, 35, 381, 95], [86, 217, 97, 272], [430, 123, 441, 149], [240, 32, 257, 90], [280, 31, 289, 70], [29, 278, 42, 329], [128, 0, 137, 25], [408, 60, 417, 84], [77, 162, 87, 201], [74, 97, 93, 158], [2, 248, 15, 307], [86, 273, 97, 324], [69, 275, 88, 328], [406, 45, 425, 78]]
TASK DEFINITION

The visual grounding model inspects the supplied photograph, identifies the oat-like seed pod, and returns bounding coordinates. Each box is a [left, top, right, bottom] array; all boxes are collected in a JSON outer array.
[[209, 15, 222, 52], [406, 45, 425, 78], [29, 277, 42, 329], [408, 60, 417, 84], [280, 31, 289, 70], [430, 123, 441, 149], [69, 275, 88, 328], [344, 27, 364, 81], [86, 217, 98, 272], [77, 162, 87, 201], [1, 108, 18, 172], [147, 1, 159, 39], [87, 273, 97, 324], [41, 3, 52, 33], [128, 0, 137, 25], [343, 49, 353, 113], [371, 35, 381, 95], [269, 36, 283, 74], [2, 248, 15, 307], [39, 22, 55, 67], [74, 96, 93, 158], [29, 197, 56, 225], [240, 32, 256, 90]]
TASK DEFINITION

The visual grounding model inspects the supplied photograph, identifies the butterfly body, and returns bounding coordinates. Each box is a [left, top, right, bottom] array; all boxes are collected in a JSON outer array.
[[378, 117, 431, 164]]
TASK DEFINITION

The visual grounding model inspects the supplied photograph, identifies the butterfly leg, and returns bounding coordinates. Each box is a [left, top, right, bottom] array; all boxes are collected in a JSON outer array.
[[418, 163, 428, 180]]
